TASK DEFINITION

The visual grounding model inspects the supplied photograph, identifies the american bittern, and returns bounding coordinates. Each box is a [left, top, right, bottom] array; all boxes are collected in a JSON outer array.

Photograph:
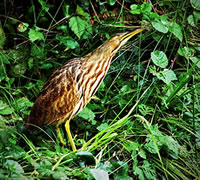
[[25, 29, 144, 151]]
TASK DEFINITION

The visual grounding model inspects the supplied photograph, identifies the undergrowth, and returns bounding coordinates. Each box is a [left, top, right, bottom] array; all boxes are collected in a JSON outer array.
[[0, 0, 200, 179]]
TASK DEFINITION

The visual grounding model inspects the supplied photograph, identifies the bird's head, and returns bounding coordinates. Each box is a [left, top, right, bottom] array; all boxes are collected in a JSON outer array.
[[86, 28, 144, 63], [107, 28, 144, 55]]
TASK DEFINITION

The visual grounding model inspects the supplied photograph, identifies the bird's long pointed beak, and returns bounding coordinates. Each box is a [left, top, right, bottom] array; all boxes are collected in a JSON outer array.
[[120, 28, 144, 44]]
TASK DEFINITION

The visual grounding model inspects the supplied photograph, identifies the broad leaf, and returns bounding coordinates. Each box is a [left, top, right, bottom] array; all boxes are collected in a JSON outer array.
[[56, 34, 79, 49], [28, 29, 44, 42], [106, 0, 116, 6], [76, 6, 90, 20], [76, 151, 95, 167], [141, 2, 152, 13], [9, 63, 26, 77], [38, 0, 51, 12], [90, 169, 109, 180], [0, 100, 14, 115], [69, 16, 92, 39], [158, 69, 177, 84], [4, 160, 24, 174], [152, 21, 168, 33], [151, 50, 168, 68], [178, 47, 195, 59], [97, 123, 108, 131], [78, 107, 95, 120], [193, 11, 200, 24], [187, 15, 195, 27], [142, 160, 157, 179], [190, 56, 200, 68], [134, 167, 145, 180], [190, 0, 200, 10], [130, 4, 141, 15], [169, 22, 183, 42]]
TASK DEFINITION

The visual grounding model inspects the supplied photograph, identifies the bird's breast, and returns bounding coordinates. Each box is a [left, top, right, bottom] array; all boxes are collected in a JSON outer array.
[[72, 56, 114, 117]]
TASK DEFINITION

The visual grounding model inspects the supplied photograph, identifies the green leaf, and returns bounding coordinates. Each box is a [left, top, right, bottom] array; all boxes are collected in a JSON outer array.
[[34, 160, 52, 170], [144, 126, 163, 154], [138, 104, 154, 116], [187, 15, 195, 27], [57, 25, 68, 33], [24, 82, 35, 90], [0, 106, 13, 115], [98, 81, 105, 91], [106, 0, 116, 6], [165, 68, 193, 105], [151, 50, 168, 68], [56, 35, 79, 49], [13, 97, 33, 115], [76, 5, 90, 20], [38, 0, 51, 12], [9, 63, 26, 77], [4, 160, 24, 174], [69, 16, 92, 39], [115, 175, 133, 180], [190, 0, 200, 10], [141, 2, 152, 13], [122, 141, 139, 153], [65, 38, 79, 49], [142, 160, 156, 179], [169, 22, 183, 42], [134, 167, 145, 180], [28, 57, 34, 69], [31, 45, 45, 58], [149, 12, 160, 19], [138, 149, 147, 159], [76, 151, 95, 167], [120, 85, 131, 93], [78, 107, 95, 120], [158, 69, 177, 84], [152, 21, 168, 33], [53, 171, 68, 179], [97, 123, 108, 131], [112, 161, 131, 179], [130, 4, 141, 15], [190, 56, 200, 68], [193, 11, 200, 24], [178, 47, 195, 59], [90, 169, 109, 180], [39, 62, 53, 69], [14, 97, 33, 109], [160, 16, 170, 26], [161, 136, 179, 158], [0, 100, 14, 115], [28, 29, 44, 42]]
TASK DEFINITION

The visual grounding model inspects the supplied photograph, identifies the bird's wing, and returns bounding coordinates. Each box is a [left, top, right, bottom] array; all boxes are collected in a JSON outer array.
[[26, 58, 83, 129]]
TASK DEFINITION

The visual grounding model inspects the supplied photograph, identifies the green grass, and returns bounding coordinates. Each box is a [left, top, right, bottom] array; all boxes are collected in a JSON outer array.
[[0, 0, 200, 179]]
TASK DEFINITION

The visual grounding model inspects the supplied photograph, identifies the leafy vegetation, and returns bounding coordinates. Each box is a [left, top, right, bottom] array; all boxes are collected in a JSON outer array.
[[0, 0, 200, 179]]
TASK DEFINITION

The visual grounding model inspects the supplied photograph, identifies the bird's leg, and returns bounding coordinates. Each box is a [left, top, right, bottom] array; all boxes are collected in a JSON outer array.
[[65, 120, 77, 151], [56, 126, 66, 146]]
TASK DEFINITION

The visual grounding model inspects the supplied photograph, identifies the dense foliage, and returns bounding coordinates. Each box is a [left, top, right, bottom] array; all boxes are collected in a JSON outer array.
[[0, 0, 200, 179]]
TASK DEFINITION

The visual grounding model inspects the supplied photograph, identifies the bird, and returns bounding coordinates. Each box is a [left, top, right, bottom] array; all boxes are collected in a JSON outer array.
[[25, 28, 144, 151]]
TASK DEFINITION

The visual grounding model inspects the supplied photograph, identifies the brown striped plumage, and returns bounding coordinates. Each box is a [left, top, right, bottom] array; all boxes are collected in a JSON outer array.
[[25, 29, 144, 151]]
